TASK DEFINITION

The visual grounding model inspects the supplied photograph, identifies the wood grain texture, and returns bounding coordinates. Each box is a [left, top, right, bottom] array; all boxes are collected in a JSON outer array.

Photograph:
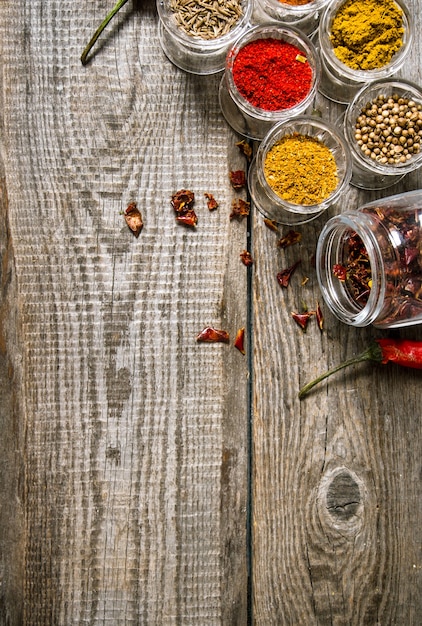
[[0, 1, 248, 623], [252, 1, 422, 623]]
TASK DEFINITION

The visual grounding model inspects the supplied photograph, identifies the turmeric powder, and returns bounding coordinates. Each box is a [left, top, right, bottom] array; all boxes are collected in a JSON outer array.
[[330, 0, 404, 71]]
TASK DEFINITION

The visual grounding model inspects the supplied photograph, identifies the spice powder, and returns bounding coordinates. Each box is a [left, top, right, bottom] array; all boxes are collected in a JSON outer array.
[[264, 134, 338, 205], [330, 0, 404, 71]]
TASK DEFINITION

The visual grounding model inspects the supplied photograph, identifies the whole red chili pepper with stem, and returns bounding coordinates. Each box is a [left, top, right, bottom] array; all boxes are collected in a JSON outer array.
[[298, 338, 422, 399]]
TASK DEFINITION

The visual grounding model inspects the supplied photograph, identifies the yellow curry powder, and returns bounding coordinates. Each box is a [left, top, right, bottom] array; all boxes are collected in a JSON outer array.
[[330, 0, 404, 71], [264, 134, 338, 206]]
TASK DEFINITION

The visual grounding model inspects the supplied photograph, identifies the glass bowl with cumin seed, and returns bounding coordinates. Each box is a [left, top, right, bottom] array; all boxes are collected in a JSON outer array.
[[344, 79, 422, 190], [248, 116, 352, 225], [157, 0, 253, 75]]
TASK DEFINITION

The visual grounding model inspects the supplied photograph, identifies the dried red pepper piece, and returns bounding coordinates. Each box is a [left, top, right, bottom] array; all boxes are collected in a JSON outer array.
[[175, 209, 198, 227], [196, 327, 230, 343], [240, 250, 254, 266], [315, 301, 324, 331], [263, 217, 279, 232], [171, 189, 195, 213], [291, 311, 313, 331], [277, 260, 301, 288], [204, 193, 219, 211], [299, 338, 422, 399], [278, 229, 302, 248], [229, 170, 247, 189], [171, 189, 198, 227], [230, 198, 250, 221], [236, 140, 253, 162], [124, 202, 143, 238], [234, 328, 246, 354], [332, 264, 347, 281]]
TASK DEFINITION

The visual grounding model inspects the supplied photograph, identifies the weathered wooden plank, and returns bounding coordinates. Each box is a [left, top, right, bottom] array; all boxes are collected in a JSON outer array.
[[0, 1, 248, 623], [252, 0, 422, 622]]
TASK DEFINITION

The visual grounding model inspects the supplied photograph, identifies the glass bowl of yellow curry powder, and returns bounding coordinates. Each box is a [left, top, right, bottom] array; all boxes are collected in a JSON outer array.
[[318, 0, 413, 104], [157, 0, 253, 74], [248, 116, 352, 225]]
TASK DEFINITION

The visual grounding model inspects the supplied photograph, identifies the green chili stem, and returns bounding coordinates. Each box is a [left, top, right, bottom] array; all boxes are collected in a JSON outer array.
[[298, 343, 383, 400], [81, 0, 130, 65]]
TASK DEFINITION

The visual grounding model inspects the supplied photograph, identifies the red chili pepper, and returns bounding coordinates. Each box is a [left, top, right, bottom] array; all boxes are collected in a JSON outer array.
[[277, 260, 301, 288], [234, 328, 246, 354], [298, 338, 422, 399]]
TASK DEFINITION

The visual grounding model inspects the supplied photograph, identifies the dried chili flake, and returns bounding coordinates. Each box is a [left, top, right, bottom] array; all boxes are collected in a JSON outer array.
[[124, 202, 143, 238], [229, 170, 247, 189], [315, 301, 324, 331], [301, 276, 309, 286], [171, 189, 198, 227], [204, 192, 219, 211], [240, 250, 254, 266], [278, 229, 302, 248], [175, 209, 198, 227], [332, 264, 348, 281], [234, 327, 246, 354], [277, 260, 301, 288], [236, 140, 253, 161], [263, 217, 279, 232], [230, 198, 250, 221], [196, 327, 230, 343], [291, 311, 313, 332], [171, 189, 195, 213]]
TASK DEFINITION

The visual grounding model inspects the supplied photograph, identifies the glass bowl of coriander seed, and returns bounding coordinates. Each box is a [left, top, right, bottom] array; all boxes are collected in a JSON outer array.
[[157, 0, 253, 74], [248, 116, 352, 225], [344, 79, 422, 189]]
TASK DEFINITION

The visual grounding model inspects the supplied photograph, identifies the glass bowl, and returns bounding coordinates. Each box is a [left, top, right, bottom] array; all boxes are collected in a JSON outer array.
[[157, 0, 253, 74], [318, 0, 413, 103], [253, 0, 332, 36], [248, 116, 352, 225], [344, 79, 422, 189], [219, 24, 320, 140]]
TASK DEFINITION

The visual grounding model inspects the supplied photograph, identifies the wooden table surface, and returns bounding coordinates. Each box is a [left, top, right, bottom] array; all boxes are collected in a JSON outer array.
[[1, 1, 421, 623]]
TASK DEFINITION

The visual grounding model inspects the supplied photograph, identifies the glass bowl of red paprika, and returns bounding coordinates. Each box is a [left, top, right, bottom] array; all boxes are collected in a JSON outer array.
[[318, 0, 413, 104], [343, 78, 422, 190], [157, 0, 253, 75], [253, 0, 332, 37], [316, 189, 422, 328], [219, 24, 321, 140], [248, 116, 352, 225]]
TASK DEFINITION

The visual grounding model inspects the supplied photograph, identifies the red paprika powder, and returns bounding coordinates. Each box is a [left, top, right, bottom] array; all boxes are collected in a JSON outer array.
[[232, 38, 313, 111]]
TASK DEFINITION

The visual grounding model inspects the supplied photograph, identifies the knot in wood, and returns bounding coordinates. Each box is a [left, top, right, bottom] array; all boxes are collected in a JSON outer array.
[[326, 471, 361, 521]]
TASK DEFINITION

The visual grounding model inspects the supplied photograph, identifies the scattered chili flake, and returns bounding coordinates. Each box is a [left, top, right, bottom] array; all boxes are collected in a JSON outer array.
[[124, 202, 143, 238], [234, 327, 246, 354], [171, 189, 195, 213], [240, 250, 254, 266], [263, 217, 279, 232], [204, 192, 219, 211], [230, 198, 250, 221], [196, 327, 230, 343], [175, 209, 198, 227], [278, 229, 302, 248], [332, 264, 347, 281], [301, 276, 309, 286], [291, 311, 313, 332], [171, 189, 198, 227], [277, 260, 301, 288], [236, 140, 253, 161], [229, 170, 247, 189], [315, 301, 324, 331]]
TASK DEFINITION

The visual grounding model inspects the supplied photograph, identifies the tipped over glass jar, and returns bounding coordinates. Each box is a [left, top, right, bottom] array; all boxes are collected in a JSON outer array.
[[316, 190, 422, 328], [318, 0, 413, 104], [157, 0, 253, 74]]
